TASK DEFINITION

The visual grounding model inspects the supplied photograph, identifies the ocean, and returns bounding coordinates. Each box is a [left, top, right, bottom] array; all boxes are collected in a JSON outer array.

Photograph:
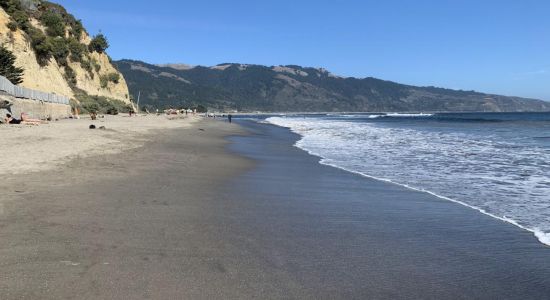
[[262, 112, 550, 246]]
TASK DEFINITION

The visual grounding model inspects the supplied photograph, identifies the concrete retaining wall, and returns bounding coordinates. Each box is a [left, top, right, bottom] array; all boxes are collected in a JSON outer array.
[[7, 97, 71, 120], [0, 75, 72, 120]]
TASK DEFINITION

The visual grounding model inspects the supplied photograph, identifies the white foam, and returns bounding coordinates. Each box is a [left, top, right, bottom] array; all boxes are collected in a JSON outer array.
[[265, 116, 550, 247], [385, 113, 433, 117]]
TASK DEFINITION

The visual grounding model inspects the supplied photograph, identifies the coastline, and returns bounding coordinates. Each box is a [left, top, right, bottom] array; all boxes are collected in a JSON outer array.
[[265, 113, 550, 247], [2, 117, 550, 298], [225, 120, 550, 298]]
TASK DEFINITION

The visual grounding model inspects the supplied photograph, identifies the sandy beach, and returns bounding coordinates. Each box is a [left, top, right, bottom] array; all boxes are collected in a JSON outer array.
[[0, 114, 198, 175], [2, 117, 550, 299], [0, 117, 253, 299]]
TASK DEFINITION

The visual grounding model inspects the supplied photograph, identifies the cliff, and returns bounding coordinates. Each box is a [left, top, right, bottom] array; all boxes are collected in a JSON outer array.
[[0, 1, 130, 104]]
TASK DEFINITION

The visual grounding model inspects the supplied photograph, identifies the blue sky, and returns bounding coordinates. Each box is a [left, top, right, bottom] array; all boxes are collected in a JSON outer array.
[[53, 0, 550, 100]]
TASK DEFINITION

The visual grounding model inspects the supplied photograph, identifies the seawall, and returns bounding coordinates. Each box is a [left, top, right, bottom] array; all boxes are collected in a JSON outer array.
[[2, 96, 71, 120], [0, 75, 71, 120]]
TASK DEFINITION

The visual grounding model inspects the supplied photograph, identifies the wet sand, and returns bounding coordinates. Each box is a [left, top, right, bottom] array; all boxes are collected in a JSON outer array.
[[0, 119, 256, 299], [2, 118, 550, 299], [224, 120, 550, 299]]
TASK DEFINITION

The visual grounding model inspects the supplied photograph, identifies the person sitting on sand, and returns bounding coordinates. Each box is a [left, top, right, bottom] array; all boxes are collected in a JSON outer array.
[[4, 113, 44, 125]]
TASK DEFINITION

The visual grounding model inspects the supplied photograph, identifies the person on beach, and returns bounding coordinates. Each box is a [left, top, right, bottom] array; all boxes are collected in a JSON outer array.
[[228, 114, 232, 123], [3, 113, 43, 125]]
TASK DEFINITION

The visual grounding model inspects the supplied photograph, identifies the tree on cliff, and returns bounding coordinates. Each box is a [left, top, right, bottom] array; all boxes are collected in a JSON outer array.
[[0, 46, 24, 84], [89, 33, 109, 53]]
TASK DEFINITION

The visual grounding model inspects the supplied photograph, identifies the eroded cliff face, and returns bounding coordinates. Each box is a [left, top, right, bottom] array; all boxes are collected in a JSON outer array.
[[0, 6, 130, 103], [0, 8, 73, 97]]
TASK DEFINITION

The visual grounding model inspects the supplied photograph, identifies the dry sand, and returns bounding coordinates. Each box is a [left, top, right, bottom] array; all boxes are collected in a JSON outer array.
[[0, 114, 199, 175]]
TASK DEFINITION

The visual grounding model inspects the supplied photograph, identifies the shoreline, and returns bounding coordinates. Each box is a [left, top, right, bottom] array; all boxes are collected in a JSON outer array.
[[2, 117, 550, 298], [278, 125, 550, 247], [263, 113, 550, 247], [226, 120, 550, 298], [317, 159, 550, 247]]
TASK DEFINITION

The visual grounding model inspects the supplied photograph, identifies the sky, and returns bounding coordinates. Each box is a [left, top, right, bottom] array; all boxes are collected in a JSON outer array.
[[53, 0, 550, 100]]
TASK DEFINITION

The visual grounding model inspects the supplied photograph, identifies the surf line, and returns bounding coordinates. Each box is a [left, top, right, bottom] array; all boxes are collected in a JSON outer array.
[[299, 142, 549, 247], [264, 117, 550, 247]]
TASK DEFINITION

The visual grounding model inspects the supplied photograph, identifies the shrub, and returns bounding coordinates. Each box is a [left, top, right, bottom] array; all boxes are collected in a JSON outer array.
[[64, 65, 77, 87], [28, 27, 52, 66], [99, 75, 108, 88], [11, 10, 30, 31], [49, 37, 69, 65], [105, 105, 118, 115], [69, 19, 84, 38], [0, 1, 33, 31], [0, 46, 24, 84], [82, 102, 99, 114], [0, 0, 21, 13], [107, 72, 120, 83], [40, 10, 66, 37], [88, 33, 109, 53], [76, 92, 133, 114], [99, 72, 120, 88], [80, 59, 91, 71], [68, 37, 86, 61], [80, 59, 94, 78], [7, 21, 18, 31], [91, 58, 101, 72]]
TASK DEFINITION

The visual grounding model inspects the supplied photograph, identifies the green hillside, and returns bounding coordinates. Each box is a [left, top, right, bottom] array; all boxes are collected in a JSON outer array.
[[115, 60, 550, 112]]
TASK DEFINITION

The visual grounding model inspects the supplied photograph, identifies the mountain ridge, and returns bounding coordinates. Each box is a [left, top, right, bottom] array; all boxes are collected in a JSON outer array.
[[116, 59, 550, 112]]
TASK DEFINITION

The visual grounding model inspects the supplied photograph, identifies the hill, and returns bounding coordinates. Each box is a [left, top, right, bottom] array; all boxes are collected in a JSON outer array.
[[114, 60, 550, 112], [0, 0, 131, 112]]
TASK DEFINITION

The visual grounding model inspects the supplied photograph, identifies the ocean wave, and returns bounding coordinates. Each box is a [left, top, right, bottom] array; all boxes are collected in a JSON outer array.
[[385, 113, 434, 117], [316, 160, 550, 247], [265, 116, 550, 247]]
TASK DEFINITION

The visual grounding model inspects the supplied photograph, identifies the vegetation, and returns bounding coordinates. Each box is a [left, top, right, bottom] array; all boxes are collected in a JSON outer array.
[[0, 3, 30, 45], [69, 19, 83, 38], [89, 34, 108, 53], [39, 1, 86, 38], [1, 1, 131, 115], [68, 37, 86, 61], [0, 46, 24, 84], [99, 72, 120, 88], [80, 59, 94, 78], [106, 72, 120, 83], [74, 92, 133, 115], [64, 65, 76, 87], [114, 59, 550, 112], [91, 58, 101, 72], [27, 27, 52, 65], [99, 75, 108, 88], [49, 36, 69, 65], [0, 0, 105, 72], [7, 20, 18, 31], [40, 9, 65, 37]]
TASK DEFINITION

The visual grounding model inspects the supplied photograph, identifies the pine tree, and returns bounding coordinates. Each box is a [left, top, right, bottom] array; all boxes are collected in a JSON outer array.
[[0, 46, 24, 84]]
